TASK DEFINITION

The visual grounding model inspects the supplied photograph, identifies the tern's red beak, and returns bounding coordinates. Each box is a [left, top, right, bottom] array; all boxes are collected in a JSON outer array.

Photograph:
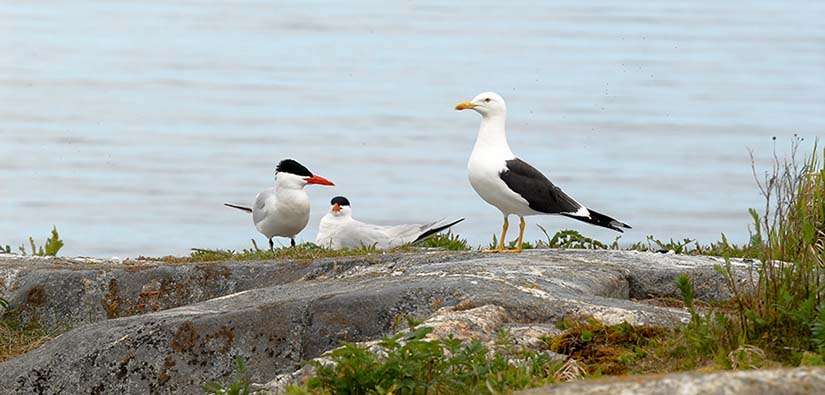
[[304, 175, 335, 186], [332, 203, 342, 212]]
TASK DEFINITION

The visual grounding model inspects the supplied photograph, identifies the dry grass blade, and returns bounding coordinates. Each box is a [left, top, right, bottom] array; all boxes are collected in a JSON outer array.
[[554, 358, 585, 382]]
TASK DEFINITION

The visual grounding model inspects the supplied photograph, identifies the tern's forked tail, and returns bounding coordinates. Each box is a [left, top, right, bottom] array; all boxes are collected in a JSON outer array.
[[224, 203, 252, 213], [412, 218, 466, 243]]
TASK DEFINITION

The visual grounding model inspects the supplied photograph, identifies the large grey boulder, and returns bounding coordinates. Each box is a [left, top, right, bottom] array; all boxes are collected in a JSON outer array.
[[0, 250, 754, 395], [518, 366, 825, 395]]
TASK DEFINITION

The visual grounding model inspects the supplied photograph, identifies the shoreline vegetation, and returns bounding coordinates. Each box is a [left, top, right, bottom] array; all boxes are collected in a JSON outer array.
[[2, 140, 823, 394]]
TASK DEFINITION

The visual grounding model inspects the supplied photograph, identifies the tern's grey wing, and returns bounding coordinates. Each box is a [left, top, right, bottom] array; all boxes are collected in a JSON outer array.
[[336, 220, 394, 249], [252, 189, 275, 225], [382, 222, 436, 245], [411, 218, 464, 243]]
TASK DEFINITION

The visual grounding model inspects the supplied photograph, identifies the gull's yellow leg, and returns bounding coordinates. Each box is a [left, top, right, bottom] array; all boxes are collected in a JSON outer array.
[[482, 216, 508, 253], [503, 217, 526, 253]]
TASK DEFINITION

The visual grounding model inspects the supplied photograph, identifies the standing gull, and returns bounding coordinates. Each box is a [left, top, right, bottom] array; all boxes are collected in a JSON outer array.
[[455, 92, 630, 253], [225, 159, 335, 250], [315, 196, 464, 249]]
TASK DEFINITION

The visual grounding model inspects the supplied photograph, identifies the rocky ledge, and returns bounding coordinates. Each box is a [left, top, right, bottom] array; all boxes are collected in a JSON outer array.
[[0, 250, 764, 394]]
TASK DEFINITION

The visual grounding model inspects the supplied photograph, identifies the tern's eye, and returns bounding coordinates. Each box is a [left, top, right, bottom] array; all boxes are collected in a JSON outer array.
[[484, 98, 491, 103]]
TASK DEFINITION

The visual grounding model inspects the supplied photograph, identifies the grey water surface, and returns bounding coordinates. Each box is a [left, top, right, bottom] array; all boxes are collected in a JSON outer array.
[[1, 1, 824, 257]]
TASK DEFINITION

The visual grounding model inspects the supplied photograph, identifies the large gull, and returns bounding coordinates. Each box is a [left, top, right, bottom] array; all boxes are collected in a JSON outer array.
[[455, 92, 630, 253]]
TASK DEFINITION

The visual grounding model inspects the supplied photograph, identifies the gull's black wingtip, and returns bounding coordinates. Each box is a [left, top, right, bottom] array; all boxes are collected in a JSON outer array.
[[563, 209, 630, 233]]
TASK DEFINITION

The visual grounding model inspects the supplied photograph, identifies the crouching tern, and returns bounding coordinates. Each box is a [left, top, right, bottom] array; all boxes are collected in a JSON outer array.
[[225, 159, 334, 250], [315, 196, 464, 249], [455, 92, 631, 253]]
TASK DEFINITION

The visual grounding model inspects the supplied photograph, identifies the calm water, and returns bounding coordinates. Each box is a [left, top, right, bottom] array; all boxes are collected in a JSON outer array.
[[1, 1, 824, 257]]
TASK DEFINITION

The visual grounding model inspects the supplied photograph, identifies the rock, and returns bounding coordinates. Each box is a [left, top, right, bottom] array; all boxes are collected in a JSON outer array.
[[0, 250, 755, 395], [0, 254, 403, 330], [517, 366, 825, 395]]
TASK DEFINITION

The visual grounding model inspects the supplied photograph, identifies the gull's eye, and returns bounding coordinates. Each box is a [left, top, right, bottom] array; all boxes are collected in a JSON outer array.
[[484, 97, 491, 103]]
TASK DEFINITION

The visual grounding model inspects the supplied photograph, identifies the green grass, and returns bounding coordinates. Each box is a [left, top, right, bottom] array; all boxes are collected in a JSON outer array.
[[140, 242, 419, 264], [415, 231, 470, 251], [712, 140, 825, 362], [0, 305, 51, 362], [627, 139, 825, 370], [285, 318, 564, 395]]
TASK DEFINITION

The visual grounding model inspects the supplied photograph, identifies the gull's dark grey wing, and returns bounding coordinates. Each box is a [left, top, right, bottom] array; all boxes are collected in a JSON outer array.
[[499, 158, 583, 214], [500, 158, 632, 232]]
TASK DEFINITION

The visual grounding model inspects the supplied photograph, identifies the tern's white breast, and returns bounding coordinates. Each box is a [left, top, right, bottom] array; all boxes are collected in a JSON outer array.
[[253, 187, 310, 238]]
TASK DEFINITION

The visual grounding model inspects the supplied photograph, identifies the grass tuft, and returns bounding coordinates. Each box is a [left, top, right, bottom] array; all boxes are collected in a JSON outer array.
[[0, 306, 52, 362], [415, 231, 470, 250]]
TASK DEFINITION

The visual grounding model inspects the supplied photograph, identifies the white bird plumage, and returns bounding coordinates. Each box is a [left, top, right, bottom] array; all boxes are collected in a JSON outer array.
[[315, 196, 464, 250], [225, 159, 334, 250], [456, 92, 630, 253]]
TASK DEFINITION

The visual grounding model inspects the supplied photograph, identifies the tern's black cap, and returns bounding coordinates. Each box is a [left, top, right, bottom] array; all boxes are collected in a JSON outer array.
[[275, 159, 313, 177], [330, 196, 350, 206]]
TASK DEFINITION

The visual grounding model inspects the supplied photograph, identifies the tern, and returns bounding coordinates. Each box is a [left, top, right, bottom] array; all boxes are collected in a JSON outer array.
[[455, 92, 630, 253], [225, 159, 334, 250], [314, 196, 464, 249]]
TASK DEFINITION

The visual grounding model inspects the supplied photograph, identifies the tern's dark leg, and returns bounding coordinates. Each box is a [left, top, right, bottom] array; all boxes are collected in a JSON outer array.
[[290, 238, 296, 247], [268, 238, 274, 251], [503, 216, 526, 253], [482, 216, 509, 253]]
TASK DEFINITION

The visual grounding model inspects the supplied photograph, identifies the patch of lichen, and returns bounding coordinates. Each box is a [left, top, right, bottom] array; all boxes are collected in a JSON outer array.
[[170, 320, 235, 355]]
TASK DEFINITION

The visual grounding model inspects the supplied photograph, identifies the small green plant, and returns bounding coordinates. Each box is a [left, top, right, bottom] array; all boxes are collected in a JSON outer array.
[[1, 245, 10, 254], [203, 356, 251, 395], [486, 233, 535, 251], [416, 231, 470, 250], [538, 227, 609, 250], [674, 273, 739, 366], [289, 318, 563, 394], [626, 235, 696, 254], [0, 296, 7, 312], [18, 226, 64, 257]]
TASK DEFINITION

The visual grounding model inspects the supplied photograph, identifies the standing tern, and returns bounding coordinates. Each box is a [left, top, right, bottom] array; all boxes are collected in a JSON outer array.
[[315, 196, 464, 249], [225, 159, 334, 250], [455, 92, 630, 253]]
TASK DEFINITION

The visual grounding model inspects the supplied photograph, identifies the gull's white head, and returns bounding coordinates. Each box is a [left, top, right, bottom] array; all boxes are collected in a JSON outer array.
[[455, 92, 506, 118], [274, 159, 335, 189], [328, 196, 353, 218]]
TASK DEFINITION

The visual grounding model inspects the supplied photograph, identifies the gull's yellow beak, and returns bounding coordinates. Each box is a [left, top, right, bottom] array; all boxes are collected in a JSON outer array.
[[455, 101, 476, 111]]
